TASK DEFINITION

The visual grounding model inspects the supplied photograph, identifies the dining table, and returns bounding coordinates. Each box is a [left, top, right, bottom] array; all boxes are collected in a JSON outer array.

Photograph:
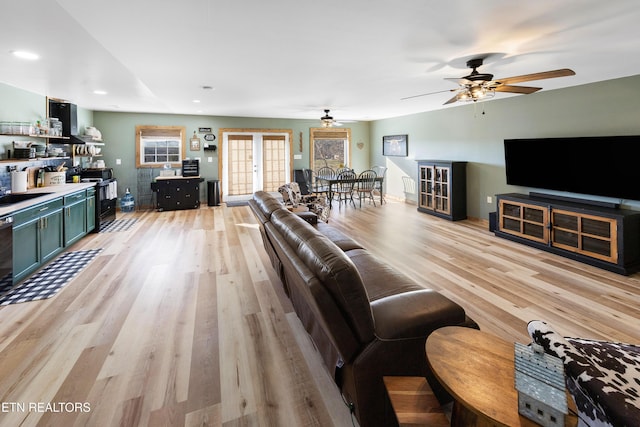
[[316, 174, 384, 208]]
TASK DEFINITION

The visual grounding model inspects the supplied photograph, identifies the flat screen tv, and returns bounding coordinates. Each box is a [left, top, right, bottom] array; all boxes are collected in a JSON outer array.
[[504, 135, 640, 201]]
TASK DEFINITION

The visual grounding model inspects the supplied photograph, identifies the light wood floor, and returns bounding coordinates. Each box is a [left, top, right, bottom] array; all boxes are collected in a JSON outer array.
[[1, 200, 638, 427]]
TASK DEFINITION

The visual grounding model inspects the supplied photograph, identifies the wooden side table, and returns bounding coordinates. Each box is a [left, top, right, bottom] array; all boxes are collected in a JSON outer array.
[[383, 376, 449, 427], [426, 326, 577, 427]]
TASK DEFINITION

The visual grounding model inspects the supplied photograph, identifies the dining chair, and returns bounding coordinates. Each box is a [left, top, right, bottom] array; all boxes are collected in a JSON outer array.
[[371, 165, 387, 204], [302, 168, 314, 195], [335, 170, 356, 208], [335, 167, 353, 175], [355, 169, 377, 207], [313, 166, 335, 197]]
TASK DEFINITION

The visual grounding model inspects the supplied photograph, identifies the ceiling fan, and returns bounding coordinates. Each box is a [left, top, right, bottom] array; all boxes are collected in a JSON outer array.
[[319, 109, 356, 127], [402, 58, 575, 105]]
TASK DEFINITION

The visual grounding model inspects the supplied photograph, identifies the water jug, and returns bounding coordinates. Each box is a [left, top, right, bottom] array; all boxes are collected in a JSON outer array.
[[120, 188, 135, 213]]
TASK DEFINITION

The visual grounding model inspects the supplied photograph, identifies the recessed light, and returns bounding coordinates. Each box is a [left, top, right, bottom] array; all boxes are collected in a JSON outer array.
[[93, 90, 108, 95], [11, 50, 39, 60], [193, 99, 201, 103]]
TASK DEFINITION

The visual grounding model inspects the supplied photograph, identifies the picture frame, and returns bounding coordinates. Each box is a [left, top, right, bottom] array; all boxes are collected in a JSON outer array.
[[190, 132, 201, 151], [383, 134, 408, 157]]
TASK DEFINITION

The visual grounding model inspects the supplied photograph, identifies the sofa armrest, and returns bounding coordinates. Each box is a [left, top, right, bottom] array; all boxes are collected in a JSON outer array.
[[370, 290, 466, 340], [294, 210, 318, 224]]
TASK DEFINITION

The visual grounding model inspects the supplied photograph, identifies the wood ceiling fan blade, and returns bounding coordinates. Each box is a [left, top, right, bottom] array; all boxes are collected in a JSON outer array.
[[443, 94, 460, 105], [401, 89, 456, 101], [445, 78, 473, 85], [494, 85, 542, 94], [495, 68, 575, 85]]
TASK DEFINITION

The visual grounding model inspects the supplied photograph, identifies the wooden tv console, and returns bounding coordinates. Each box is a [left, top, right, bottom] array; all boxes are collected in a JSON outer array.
[[495, 193, 640, 275]]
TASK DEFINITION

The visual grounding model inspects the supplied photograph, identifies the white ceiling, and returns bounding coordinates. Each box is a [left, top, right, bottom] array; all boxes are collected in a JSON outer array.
[[2, 0, 640, 122]]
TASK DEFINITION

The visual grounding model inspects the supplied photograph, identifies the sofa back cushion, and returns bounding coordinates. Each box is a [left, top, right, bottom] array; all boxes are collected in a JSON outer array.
[[251, 191, 284, 222], [271, 209, 375, 344]]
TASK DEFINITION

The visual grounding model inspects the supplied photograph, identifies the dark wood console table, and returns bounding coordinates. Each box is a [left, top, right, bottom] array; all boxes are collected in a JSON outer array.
[[495, 193, 640, 275]]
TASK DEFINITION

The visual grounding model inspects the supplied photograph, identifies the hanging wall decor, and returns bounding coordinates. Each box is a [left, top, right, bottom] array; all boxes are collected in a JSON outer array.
[[190, 131, 201, 150], [383, 134, 408, 157]]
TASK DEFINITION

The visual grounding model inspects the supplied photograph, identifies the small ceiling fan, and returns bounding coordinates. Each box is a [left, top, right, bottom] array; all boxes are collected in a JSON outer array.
[[319, 109, 356, 127], [402, 58, 575, 105]]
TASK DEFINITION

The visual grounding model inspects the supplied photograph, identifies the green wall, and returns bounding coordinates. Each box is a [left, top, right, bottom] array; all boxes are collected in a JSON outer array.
[[3, 74, 640, 220], [93, 112, 371, 203], [371, 74, 640, 220]]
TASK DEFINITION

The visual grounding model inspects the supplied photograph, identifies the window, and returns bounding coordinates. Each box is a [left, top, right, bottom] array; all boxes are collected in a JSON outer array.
[[309, 128, 351, 171], [136, 125, 186, 168]]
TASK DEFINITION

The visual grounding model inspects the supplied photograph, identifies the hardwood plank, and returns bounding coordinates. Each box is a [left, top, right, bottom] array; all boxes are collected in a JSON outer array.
[[187, 271, 220, 412], [184, 404, 220, 427], [217, 273, 259, 423]]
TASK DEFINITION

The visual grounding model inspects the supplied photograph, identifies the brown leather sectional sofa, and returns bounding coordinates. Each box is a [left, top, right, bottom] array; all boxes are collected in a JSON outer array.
[[249, 191, 478, 427]]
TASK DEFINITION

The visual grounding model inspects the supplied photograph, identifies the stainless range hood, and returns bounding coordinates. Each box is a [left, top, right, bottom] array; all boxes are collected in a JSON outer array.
[[48, 100, 94, 144]]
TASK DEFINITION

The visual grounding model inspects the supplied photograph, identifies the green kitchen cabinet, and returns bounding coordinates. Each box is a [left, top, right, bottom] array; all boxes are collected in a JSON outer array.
[[64, 190, 87, 246], [86, 187, 96, 233], [12, 198, 64, 284], [13, 217, 39, 283], [40, 208, 64, 262]]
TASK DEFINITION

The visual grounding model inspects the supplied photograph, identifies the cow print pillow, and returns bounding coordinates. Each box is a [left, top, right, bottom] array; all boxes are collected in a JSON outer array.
[[528, 320, 640, 427]]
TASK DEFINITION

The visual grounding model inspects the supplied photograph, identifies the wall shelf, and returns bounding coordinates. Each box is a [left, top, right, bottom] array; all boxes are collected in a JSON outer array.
[[0, 133, 70, 141], [0, 157, 70, 164]]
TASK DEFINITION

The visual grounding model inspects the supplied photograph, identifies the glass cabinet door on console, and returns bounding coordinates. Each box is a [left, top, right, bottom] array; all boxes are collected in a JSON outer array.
[[419, 165, 433, 211], [419, 165, 450, 214], [498, 199, 549, 244], [551, 209, 617, 263], [417, 160, 466, 221]]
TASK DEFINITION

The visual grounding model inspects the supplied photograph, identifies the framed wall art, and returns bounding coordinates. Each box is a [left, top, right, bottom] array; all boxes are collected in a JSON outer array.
[[190, 131, 201, 150], [382, 134, 408, 157]]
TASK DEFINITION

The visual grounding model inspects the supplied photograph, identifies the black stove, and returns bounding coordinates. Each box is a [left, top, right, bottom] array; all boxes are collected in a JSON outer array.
[[80, 168, 117, 231]]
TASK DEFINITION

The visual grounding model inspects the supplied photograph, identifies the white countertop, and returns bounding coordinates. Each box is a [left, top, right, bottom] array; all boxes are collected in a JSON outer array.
[[0, 183, 97, 217]]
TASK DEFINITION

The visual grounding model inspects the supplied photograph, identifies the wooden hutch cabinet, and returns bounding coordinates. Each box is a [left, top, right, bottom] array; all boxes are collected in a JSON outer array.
[[495, 193, 640, 275], [417, 160, 467, 221]]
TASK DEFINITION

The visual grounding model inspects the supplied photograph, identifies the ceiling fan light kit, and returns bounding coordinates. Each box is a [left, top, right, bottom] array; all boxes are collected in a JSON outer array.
[[405, 57, 575, 105], [320, 109, 334, 127]]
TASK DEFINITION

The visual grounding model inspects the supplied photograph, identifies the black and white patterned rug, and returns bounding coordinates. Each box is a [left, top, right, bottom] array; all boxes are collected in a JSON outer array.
[[0, 249, 102, 305], [99, 218, 138, 233]]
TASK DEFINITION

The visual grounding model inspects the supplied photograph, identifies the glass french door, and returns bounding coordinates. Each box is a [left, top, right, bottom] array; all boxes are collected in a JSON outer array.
[[227, 135, 254, 198], [222, 131, 291, 202]]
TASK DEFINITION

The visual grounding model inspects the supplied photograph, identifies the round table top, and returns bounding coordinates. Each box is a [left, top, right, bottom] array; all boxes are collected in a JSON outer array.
[[426, 326, 576, 427]]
